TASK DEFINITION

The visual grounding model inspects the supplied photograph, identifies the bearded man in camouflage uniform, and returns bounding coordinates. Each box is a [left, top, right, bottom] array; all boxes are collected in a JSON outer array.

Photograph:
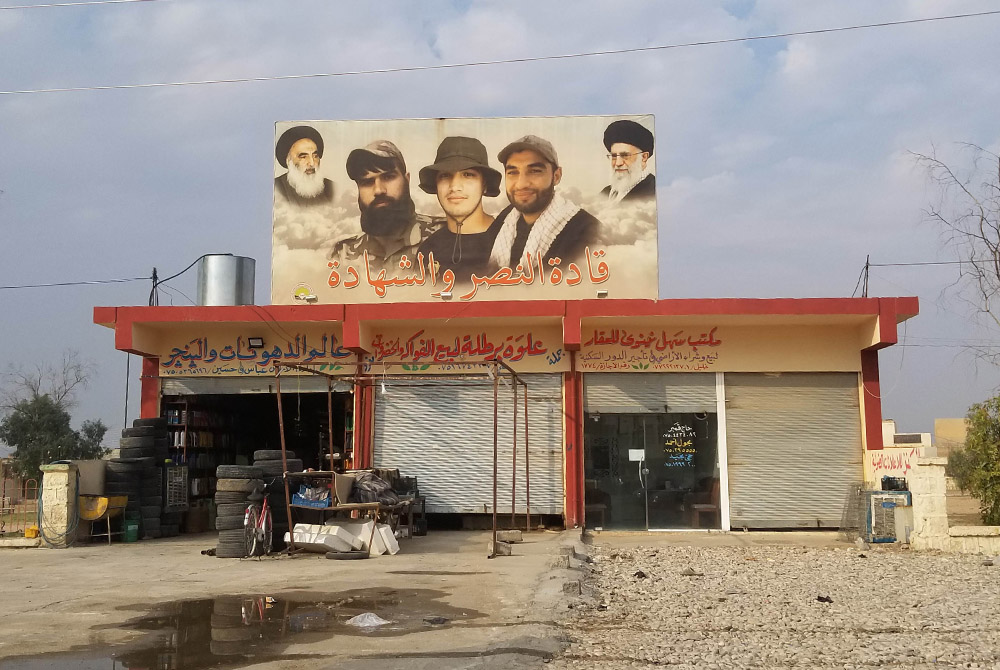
[[331, 140, 441, 272]]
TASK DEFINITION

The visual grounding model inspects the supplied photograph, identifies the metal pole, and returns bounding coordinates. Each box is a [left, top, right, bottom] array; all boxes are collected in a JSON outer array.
[[327, 377, 335, 472], [524, 383, 530, 533], [512, 374, 517, 527], [275, 366, 296, 554], [491, 360, 499, 558]]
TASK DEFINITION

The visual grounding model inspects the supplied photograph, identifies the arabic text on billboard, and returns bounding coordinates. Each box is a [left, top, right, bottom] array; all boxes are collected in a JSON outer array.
[[271, 115, 658, 304]]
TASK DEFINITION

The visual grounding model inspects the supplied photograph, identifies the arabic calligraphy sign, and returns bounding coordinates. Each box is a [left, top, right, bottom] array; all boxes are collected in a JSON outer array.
[[363, 325, 568, 374], [271, 115, 658, 304], [663, 422, 697, 467], [158, 327, 354, 377], [579, 326, 723, 372]]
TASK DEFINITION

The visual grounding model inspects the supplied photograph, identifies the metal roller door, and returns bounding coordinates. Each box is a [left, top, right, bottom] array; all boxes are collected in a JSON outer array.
[[584, 373, 716, 413], [725, 372, 862, 529], [374, 374, 564, 514]]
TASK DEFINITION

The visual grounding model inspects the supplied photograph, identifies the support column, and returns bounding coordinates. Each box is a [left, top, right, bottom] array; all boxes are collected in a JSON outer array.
[[140, 357, 160, 419], [861, 349, 883, 451], [38, 463, 79, 548], [563, 370, 584, 528]]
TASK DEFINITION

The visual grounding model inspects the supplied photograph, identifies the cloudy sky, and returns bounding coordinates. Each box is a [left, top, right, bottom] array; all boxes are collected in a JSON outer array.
[[1, 0, 998, 444]]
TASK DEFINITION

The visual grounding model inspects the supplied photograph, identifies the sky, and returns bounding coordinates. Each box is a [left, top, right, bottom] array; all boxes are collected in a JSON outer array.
[[1, 0, 999, 444]]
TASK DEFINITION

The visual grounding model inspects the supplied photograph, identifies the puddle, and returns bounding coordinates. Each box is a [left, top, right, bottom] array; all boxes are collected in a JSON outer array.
[[0, 588, 484, 669]]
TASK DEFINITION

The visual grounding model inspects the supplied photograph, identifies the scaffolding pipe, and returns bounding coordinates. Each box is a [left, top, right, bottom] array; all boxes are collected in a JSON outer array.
[[524, 385, 531, 532], [491, 360, 499, 558]]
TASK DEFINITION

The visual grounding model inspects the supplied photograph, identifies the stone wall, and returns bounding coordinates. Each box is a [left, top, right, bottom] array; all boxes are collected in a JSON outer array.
[[909, 457, 1000, 554]]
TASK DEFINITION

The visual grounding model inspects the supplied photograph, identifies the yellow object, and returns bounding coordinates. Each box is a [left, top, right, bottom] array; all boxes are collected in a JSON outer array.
[[24, 526, 39, 539], [78, 495, 129, 521]]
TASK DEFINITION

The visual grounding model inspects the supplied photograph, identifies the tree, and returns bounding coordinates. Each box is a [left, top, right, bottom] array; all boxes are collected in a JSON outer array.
[[913, 145, 1000, 360], [947, 396, 1000, 524], [0, 352, 107, 478]]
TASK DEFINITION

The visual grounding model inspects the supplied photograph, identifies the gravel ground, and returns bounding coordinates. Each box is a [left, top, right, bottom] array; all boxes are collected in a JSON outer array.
[[549, 542, 1000, 669]]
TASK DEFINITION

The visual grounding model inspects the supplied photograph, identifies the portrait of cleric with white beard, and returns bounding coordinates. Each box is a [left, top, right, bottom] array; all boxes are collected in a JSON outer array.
[[600, 119, 655, 204], [273, 125, 336, 209]]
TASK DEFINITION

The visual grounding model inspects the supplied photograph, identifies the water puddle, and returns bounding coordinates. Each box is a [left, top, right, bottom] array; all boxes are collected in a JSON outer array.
[[1, 588, 483, 669]]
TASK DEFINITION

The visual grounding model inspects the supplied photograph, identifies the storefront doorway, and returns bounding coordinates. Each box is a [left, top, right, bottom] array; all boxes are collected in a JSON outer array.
[[584, 412, 720, 530]]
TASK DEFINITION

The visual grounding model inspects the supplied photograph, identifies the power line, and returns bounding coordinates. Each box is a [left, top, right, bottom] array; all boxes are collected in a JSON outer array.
[[0, 276, 148, 290], [869, 260, 993, 267], [0, 0, 164, 9], [2, 9, 999, 96]]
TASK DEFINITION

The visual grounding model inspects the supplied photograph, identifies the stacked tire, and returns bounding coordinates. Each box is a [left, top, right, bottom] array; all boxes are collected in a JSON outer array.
[[105, 417, 170, 541], [253, 450, 298, 551], [209, 597, 253, 658], [214, 465, 263, 558]]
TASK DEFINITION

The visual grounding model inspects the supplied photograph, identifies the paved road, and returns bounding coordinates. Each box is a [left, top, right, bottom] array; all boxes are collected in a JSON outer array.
[[0, 530, 573, 669]]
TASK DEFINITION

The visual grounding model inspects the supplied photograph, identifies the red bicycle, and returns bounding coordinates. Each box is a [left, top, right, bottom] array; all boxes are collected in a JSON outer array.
[[244, 483, 273, 557]]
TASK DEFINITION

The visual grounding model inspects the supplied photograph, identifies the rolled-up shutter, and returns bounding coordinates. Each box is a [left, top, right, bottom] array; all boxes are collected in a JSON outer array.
[[374, 374, 563, 514], [725, 372, 862, 529], [584, 373, 716, 413], [161, 376, 352, 395]]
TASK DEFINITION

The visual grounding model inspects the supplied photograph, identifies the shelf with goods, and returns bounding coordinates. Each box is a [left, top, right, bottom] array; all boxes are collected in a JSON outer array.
[[162, 399, 242, 502]]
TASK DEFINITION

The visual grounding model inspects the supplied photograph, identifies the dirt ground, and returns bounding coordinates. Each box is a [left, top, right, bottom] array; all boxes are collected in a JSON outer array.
[[0, 530, 577, 670]]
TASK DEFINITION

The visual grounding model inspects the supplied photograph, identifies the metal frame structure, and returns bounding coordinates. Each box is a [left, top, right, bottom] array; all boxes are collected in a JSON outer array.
[[272, 358, 532, 558]]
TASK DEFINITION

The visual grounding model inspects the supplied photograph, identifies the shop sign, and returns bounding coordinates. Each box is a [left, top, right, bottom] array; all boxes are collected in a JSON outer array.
[[159, 331, 354, 377], [271, 115, 658, 304], [579, 326, 723, 372], [362, 325, 569, 374]]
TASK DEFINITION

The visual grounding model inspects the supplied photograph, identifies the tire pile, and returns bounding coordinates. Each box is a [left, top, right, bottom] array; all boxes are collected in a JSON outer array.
[[252, 449, 299, 551], [105, 417, 180, 540], [214, 464, 264, 558], [209, 597, 252, 657]]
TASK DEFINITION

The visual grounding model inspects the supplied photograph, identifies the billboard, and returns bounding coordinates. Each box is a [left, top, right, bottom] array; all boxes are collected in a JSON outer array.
[[271, 115, 657, 304]]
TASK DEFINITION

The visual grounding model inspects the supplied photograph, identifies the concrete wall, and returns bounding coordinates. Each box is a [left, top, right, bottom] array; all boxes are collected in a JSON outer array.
[[934, 418, 967, 459], [908, 457, 1000, 554]]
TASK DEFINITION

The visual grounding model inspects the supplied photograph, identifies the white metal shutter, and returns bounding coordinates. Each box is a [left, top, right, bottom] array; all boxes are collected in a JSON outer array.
[[161, 377, 352, 395], [584, 373, 716, 413], [725, 372, 862, 529], [374, 374, 564, 514]]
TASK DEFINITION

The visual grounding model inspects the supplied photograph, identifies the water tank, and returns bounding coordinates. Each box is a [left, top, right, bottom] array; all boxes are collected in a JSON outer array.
[[197, 255, 255, 306]]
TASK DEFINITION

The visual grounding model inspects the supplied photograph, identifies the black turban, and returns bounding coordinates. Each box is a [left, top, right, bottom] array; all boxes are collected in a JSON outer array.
[[275, 126, 324, 168], [603, 120, 654, 156]]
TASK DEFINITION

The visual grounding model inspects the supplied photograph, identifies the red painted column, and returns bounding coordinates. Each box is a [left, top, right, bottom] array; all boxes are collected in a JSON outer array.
[[563, 370, 584, 527], [861, 349, 884, 451], [140, 357, 160, 418]]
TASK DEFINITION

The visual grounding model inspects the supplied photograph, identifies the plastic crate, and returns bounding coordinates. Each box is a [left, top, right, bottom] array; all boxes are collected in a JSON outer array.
[[165, 466, 189, 511]]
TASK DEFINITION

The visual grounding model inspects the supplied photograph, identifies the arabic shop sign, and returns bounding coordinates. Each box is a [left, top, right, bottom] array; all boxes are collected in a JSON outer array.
[[578, 327, 722, 372], [160, 332, 353, 377], [271, 115, 658, 305], [363, 325, 568, 374], [664, 423, 697, 468]]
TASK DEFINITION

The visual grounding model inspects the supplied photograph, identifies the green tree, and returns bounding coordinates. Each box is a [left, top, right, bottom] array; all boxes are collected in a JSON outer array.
[[0, 351, 107, 478], [947, 396, 1000, 524], [0, 395, 107, 478]]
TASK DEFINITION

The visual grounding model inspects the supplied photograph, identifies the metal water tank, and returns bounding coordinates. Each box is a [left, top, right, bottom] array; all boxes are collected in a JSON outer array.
[[197, 254, 255, 305]]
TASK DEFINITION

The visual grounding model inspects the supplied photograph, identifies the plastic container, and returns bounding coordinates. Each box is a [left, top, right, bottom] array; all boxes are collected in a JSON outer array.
[[124, 521, 140, 543]]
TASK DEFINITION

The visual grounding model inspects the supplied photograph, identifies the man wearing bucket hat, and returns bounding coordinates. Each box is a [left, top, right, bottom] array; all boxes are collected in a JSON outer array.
[[417, 136, 503, 280], [489, 135, 601, 271], [331, 139, 441, 271], [273, 125, 336, 208], [600, 119, 655, 204]]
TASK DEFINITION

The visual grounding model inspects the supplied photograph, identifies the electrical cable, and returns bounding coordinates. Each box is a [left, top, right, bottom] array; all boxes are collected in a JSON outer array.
[[1, 0, 165, 8], [0, 276, 148, 290], [2, 9, 999, 96], [148, 253, 222, 306]]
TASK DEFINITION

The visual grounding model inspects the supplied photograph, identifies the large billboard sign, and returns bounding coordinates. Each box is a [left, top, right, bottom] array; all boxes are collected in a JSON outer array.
[[271, 115, 657, 304]]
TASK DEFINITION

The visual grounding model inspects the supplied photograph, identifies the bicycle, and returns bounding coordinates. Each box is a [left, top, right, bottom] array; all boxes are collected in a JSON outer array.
[[244, 481, 274, 558]]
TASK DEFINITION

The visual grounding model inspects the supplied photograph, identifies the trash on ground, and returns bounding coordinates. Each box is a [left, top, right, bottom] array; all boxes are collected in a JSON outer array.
[[345, 612, 391, 627]]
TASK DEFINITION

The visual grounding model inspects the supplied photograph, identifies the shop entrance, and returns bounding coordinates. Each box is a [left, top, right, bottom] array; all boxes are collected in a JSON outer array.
[[584, 412, 720, 530]]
